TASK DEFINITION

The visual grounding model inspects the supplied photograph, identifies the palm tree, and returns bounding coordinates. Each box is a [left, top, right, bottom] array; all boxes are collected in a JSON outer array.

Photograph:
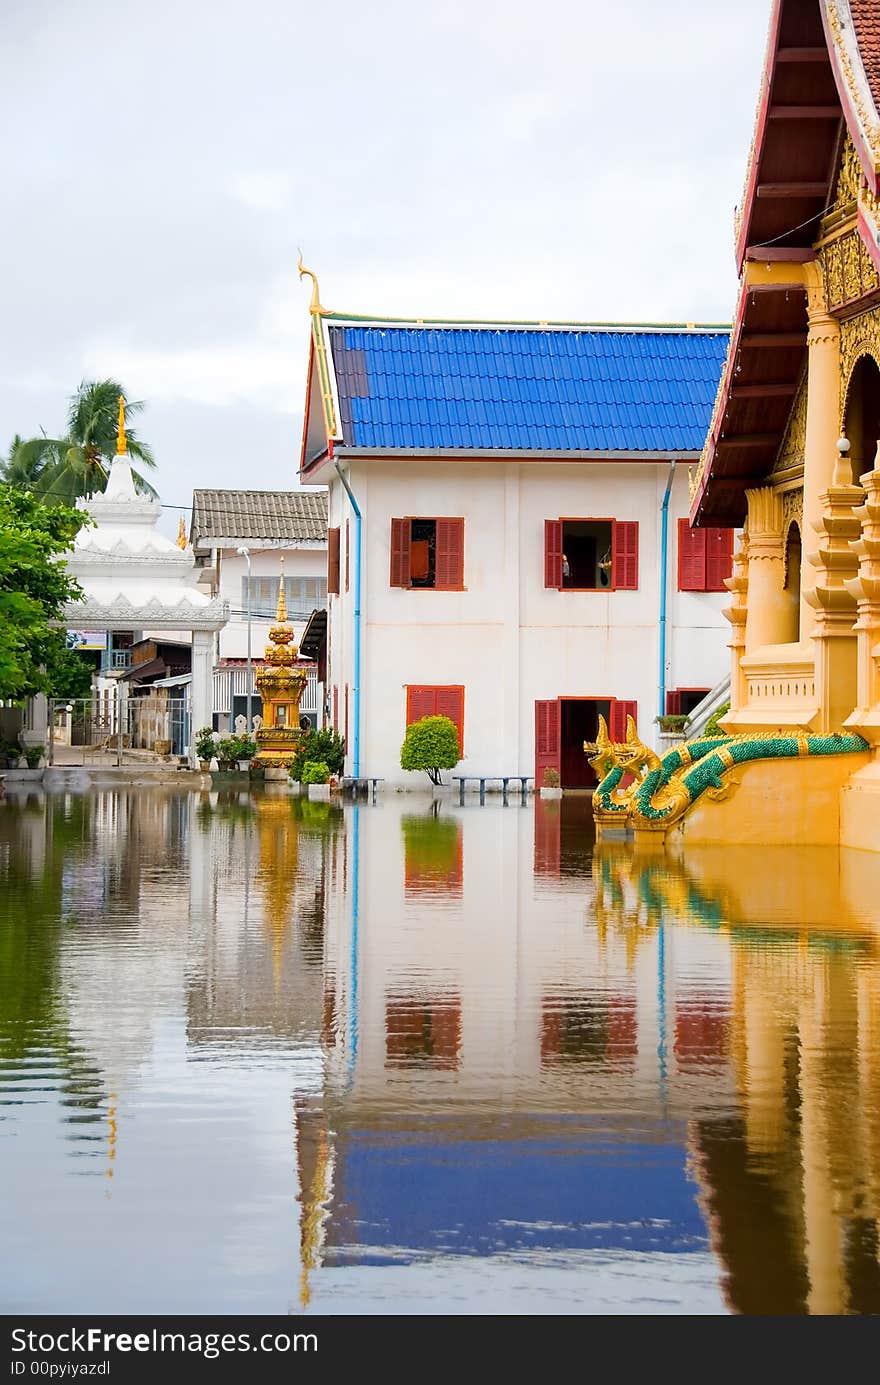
[[2, 380, 157, 503]]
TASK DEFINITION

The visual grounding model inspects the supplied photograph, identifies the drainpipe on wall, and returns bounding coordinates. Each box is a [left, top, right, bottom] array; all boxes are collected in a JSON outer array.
[[658, 460, 677, 724], [334, 457, 362, 777]]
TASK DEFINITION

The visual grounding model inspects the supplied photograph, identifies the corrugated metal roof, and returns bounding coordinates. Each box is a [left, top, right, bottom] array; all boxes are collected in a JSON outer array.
[[327, 324, 729, 453], [192, 489, 327, 543]]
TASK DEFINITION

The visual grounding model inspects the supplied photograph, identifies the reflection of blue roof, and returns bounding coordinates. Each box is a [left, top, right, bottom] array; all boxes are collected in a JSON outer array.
[[328, 323, 728, 453], [325, 1126, 707, 1264]]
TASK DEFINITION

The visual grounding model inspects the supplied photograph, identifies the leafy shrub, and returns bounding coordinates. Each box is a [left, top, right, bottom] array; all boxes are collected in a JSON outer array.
[[195, 726, 216, 761], [705, 701, 730, 737], [229, 735, 257, 761], [24, 744, 44, 768], [656, 714, 688, 733], [290, 728, 345, 781], [542, 766, 560, 787], [301, 759, 330, 785], [400, 715, 461, 786]]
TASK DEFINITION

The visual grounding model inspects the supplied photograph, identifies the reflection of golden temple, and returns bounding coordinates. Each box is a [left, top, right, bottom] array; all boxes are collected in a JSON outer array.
[[295, 1101, 334, 1308], [256, 795, 300, 982], [254, 558, 308, 768]]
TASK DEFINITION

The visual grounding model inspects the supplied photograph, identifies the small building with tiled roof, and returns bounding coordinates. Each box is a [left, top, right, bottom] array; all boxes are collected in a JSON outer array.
[[190, 488, 328, 733], [298, 285, 733, 790]]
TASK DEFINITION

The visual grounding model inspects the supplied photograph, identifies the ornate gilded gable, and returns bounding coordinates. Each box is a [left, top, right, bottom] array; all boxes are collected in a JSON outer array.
[[834, 132, 863, 210], [771, 367, 807, 478]]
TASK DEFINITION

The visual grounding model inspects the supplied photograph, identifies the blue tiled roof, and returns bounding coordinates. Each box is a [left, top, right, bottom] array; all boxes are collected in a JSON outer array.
[[328, 323, 728, 453]]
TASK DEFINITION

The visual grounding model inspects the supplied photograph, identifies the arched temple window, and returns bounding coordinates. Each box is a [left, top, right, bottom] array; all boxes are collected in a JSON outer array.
[[843, 354, 880, 484], [783, 521, 801, 643]]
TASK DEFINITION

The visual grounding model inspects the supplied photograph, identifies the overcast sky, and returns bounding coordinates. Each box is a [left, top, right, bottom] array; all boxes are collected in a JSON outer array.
[[1, 0, 770, 521]]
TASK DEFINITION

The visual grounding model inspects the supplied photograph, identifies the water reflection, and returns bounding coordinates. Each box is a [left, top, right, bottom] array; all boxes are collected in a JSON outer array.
[[1, 788, 878, 1313]]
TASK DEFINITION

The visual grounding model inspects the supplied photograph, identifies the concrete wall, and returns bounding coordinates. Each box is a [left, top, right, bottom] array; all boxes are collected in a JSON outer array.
[[325, 459, 731, 783]]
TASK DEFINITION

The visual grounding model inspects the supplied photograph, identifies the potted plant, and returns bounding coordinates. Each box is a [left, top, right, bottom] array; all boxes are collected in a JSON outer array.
[[539, 766, 563, 799], [2, 741, 21, 769], [24, 744, 45, 770], [215, 737, 238, 772], [195, 726, 216, 772], [656, 713, 689, 743], [302, 759, 331, 800], [234, 736, 258, 772]]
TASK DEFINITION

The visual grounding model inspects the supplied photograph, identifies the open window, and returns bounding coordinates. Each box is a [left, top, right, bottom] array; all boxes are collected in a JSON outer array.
[[544, 519, 638, 590], [391, 517, 464, 590]]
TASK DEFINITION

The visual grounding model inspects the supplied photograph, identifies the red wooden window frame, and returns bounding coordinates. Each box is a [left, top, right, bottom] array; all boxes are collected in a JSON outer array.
[[666, 687, 709, 716], [390, 517, 464, 590], [344, 683, 349, 749], [405, 685, 465, 754], [332, 685, 339, 730], [678, 519, 734, 592], [544, 518, 639, 590], [327, 526, 341, 595], [609, 700, 637, 741]]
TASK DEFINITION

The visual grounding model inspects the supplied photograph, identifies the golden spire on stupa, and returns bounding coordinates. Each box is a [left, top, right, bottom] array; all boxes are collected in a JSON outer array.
[[276, 555, 288, 621], [177, 516, 187, 549], [116, 394, 127, 455]]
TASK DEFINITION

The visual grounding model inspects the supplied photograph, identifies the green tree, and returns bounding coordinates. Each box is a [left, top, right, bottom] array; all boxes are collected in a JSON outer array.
[[0, 485, 89, 700], [1, 379, 157, 504], [400, 715, 461, 786]]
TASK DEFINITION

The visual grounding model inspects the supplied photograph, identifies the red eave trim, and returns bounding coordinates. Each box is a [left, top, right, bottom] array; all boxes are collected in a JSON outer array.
[[736, 0, 787, 274], [821, 1, 880, 199], [298, 333, 317, 478]]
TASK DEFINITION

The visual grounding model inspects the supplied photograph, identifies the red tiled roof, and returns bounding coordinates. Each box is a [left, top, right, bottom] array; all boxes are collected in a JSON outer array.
[[850, 0, 880, 115]]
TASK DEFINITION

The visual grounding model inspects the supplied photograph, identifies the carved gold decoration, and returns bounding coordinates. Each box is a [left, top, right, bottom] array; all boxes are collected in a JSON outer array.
[[692, 336, 735, 508], [297, 254, 325, 315], [745, 486, 784, 546], [827, 2, 880, 162], [839, 306, 880, 423], [732, 3, 776, 249], [781, 488, 804, 533], [819, 228, 880, 315], [176, 516, 187, 550], [116, 394, 126, 455], [254, 556, 308, 766], [835, 131, 864, 208], [772, 369, 807, 476]]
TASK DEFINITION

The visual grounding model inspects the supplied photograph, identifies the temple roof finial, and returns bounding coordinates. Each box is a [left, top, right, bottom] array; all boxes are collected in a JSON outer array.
[[297, 253, 326, 315], [176, 516, 187, 549], [116, 394, 127, 455]]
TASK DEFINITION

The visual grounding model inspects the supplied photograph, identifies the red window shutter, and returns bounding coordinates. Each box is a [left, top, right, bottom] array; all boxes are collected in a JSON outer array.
[[678, 518, 706, 591], [534, 699, 561, 783], [390, 518, 411, 587], [435, 518, 464, 589], [406, 686, 437, 726], [544, 520, 563, 588], [705, 527, 734, 591], [612, 521, 639, 590], [665, 689, 681, 716], [434, 686, 464, 753], [344, 684, 349, 747], [333, 685, 339, 729], [345, 519, 350, 593], [327, 526, 341, 595], [610, 699, 637, 741]]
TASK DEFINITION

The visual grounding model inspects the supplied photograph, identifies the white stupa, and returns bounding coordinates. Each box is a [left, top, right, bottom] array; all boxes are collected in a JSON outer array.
[[62, 396, 227, 754]]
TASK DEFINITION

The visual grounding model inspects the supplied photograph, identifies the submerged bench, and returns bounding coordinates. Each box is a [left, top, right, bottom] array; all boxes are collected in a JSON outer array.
[[452, 775, 533, 806], [342, 776, 384, 803]]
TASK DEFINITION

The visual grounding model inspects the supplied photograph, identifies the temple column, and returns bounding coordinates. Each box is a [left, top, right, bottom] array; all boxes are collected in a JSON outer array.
[[800, 270, 841, 640], [804, 443, 862, 732], [844, 461, 880, 742], [190, 629, 215, 766], [743, 489, 788, 651], [723, 527, 749, 711]]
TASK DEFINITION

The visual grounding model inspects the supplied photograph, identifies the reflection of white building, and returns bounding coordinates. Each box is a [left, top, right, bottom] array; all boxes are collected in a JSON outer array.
[[190, 490, 327, 731]]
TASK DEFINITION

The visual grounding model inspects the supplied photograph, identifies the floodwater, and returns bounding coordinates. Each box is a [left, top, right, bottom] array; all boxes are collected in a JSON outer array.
[[1, 786, 879, 1316]]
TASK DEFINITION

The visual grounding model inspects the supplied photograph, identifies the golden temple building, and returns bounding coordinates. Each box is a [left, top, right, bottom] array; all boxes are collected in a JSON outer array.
[[592, 1, 880, 852]]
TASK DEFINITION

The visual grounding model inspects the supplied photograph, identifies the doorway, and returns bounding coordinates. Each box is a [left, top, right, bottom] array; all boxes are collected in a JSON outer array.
[[560, 699, 610, 788]]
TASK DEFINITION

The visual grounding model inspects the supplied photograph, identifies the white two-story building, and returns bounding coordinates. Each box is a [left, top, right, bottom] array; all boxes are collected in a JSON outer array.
[[299, 313, 732, 787], [190, 488, 327, 731]]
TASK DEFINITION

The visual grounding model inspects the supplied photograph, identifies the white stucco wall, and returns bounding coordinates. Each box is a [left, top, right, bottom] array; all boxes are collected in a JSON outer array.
[[323, 460, 731, 784], [215, 545, 327, 661]]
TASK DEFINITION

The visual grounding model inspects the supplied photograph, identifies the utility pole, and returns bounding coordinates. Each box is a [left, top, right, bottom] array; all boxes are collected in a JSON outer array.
[[237, 546, 253, 731]]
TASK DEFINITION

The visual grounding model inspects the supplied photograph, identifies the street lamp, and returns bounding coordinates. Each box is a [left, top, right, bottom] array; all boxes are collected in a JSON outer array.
[[236, 546, 254, 732]]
